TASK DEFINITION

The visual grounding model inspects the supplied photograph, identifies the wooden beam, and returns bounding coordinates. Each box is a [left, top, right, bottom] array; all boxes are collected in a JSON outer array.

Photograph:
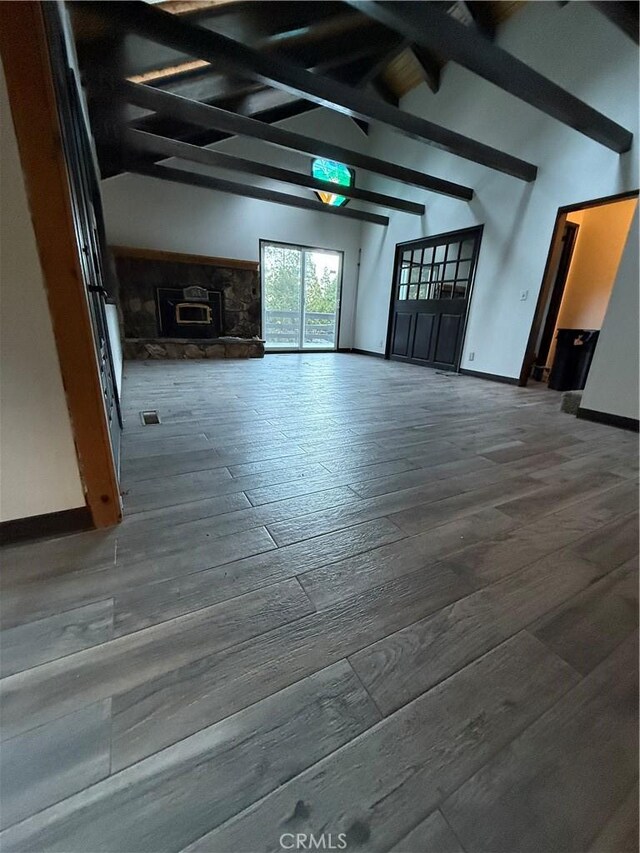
[[589, 2, 639, 44], [0, 1, 121, 528], [349, 1, 633, 153], [123, 128, 426, 215], [111, 245, 258, 270], [120, 159, 391, 225], [410, 45, 441, 94], [82, 0, 538, 180], [117, 79, 474, 200]]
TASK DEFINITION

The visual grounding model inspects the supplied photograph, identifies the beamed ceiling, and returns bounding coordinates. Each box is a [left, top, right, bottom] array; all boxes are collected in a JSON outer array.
[[69, 0, 637, 224]]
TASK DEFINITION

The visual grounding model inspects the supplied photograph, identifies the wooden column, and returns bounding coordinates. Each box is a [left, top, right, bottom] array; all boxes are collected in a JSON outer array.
[[0, 1, 121, 527]]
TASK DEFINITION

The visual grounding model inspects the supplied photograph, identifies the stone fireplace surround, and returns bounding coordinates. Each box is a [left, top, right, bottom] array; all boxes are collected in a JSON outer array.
[[112, 246, 265, 359]]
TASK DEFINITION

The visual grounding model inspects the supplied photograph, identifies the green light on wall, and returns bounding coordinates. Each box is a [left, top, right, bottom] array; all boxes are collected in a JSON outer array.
[[311, 158, 354, 207]]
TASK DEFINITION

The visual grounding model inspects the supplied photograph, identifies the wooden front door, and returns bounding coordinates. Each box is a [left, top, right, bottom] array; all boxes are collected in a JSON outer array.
[[388, 227, 482, 370]]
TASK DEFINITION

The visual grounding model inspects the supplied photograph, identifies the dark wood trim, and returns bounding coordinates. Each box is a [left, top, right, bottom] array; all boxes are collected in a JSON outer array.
[[577, 407, 639, 432], [0, 507, 93, 547], [350, 348, 386, 358], [518, 212, 567, 387], [124, 128, 425, 215], [122, 161, 389, 226], [558, 189, 640, 215], [519, 189, 639, 387], [0, 1, 121, 528], [111, 245, 258, 271], [536, 220, 580, 370], [117, 80, 474, 200], [91, 1, 537, 181], [459, 368, 518, 385], [350, 0, 633, 153]]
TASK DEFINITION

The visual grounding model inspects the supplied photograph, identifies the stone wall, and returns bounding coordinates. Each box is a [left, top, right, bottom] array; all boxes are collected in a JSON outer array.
[[113, 250, 261, 340], [124, 337, 265, 360]]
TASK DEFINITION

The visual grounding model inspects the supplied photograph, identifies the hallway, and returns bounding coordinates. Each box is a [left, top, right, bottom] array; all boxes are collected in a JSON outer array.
[[1, 354, 638, 852]]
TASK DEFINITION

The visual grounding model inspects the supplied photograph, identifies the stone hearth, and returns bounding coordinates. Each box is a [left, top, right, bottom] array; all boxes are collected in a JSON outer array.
[[124, 337, 265, 360]]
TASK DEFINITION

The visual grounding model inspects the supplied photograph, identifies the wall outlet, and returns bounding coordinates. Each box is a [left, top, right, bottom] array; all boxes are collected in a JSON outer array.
[[468, 351, 475, 362], [520, 289, 529, 301]]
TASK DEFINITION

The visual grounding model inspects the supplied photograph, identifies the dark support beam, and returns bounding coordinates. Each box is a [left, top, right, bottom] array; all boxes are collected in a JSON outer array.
[[118, 159, 390, 225], [117, 80, 475, 200], [349, 1, 633, 153], [83, 0, 538, 180], [351, 118, 369, 136], [464, 1, 497, 40], [370, 77, 399, 108], [411, 45, 441, 93], [123, 128, 426, 214], [589, 2, 639, 44]]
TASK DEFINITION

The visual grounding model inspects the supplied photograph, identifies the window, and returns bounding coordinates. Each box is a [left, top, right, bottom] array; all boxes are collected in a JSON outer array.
[[311, 158, 354, 207], [395, 232, 480, 301]]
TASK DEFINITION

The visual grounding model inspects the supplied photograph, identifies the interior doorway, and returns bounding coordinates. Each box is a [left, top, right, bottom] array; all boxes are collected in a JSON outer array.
[[520, 191, 638, 388], [260, 240, 343, 352], [386, 226, 483, 370]]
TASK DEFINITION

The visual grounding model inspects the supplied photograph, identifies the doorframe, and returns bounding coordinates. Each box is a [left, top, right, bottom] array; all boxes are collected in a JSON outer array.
[[518, 188, 639, 387], [259, 238, 344, 353], [0, 1, 122, 528], [534, 220, 580, 376], [384, 224, 484, 368]]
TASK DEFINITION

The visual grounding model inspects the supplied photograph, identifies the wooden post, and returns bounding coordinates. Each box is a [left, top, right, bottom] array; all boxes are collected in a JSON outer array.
[[0, 1, 122, 527]]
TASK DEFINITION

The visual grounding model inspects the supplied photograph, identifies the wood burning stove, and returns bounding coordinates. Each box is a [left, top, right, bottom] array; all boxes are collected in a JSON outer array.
[[157, 286, 223, 339], [175, 302, 212, 326]]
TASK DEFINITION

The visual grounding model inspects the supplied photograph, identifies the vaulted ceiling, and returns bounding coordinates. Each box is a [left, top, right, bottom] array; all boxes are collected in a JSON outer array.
[[69, 0, 637, 223]]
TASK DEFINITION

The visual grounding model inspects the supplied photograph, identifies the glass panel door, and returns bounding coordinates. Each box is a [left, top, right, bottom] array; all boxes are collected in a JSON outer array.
[[262, 242, 341, 351], [262, 243, 302, 349]]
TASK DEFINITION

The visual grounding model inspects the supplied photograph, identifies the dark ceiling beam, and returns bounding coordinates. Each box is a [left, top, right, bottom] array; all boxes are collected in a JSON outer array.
[[82, 0, 537, 181], [123, 128, 426, 215], [370, 77, 400, 108], [118, 159, 390, 225], [128, 32, 397, 138], [343, 36, 409, 132], [589, 2, 639, 44], [463, 2, 497, 40], [74, 2, 359, 81], [349, 1, 633, 153], [117, 80, 475, 199], [354, 36, 408, 89], [410, 46, 441, 94]]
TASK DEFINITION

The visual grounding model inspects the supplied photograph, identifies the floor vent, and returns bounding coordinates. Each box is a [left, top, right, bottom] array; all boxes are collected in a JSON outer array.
[[140, 410, 161, 425]]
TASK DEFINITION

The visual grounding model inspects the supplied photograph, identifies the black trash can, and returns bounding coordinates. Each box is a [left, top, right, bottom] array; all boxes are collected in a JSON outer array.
[[548, 329, 600, 391]]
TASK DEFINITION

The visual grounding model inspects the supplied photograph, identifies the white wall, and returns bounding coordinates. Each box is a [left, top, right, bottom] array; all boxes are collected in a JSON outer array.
[[100, 109, 369, 348], [581, 208, 639, 422], [0, 65, 85, 521], [354, 2, 639, 378]]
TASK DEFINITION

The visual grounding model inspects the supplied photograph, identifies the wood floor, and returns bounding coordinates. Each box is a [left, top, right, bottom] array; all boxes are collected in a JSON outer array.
[[1, 353, 638, 853]]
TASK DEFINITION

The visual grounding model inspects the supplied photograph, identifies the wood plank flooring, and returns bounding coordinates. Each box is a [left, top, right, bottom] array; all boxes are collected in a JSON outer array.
[[0, 353, 637, 853]]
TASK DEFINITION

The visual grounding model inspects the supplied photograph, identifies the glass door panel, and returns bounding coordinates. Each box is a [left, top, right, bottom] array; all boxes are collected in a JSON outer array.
[[262, 243, 302, 350], [262, 242, 341, 351], [303, 250, 340, 350]]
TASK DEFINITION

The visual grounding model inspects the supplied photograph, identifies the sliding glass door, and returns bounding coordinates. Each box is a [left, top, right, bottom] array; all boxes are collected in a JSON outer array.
[[261, 241, 342, 351]]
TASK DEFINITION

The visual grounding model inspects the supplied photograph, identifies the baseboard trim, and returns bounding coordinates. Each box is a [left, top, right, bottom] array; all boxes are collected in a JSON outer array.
[[459, 368, 518, 385], [349, 348, 386, 359], [576, 407, 639, 432], [0, 506, 93, 546]]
